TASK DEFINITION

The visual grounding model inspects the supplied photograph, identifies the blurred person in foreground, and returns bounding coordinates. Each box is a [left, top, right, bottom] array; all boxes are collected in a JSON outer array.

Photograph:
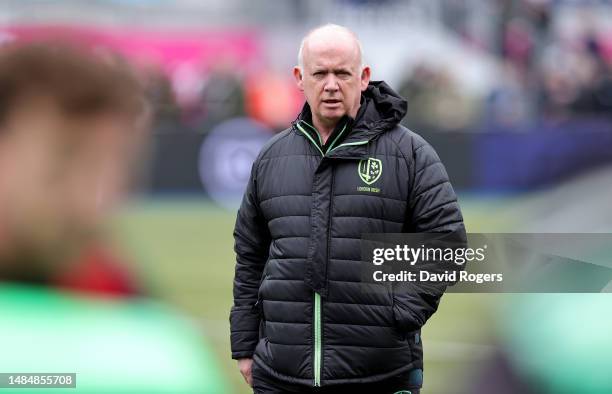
[[231, 24, 466, 393], [0, 42, 145, 291], [0, 42, 226, 393]]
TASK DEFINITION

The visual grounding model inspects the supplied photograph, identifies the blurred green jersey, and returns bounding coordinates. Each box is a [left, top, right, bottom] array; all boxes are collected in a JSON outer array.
[[0, 283, 228, 394]]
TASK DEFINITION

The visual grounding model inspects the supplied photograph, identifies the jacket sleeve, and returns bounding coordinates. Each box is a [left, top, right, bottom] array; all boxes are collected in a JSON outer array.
[[393, 137, 467, 333], [230, 159, 271, 359]]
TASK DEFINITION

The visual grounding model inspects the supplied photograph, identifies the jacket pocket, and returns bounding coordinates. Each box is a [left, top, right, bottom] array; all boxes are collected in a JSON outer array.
[[388, 285, 409, 342], [255, 299, 266, 339], [255, 273, 268, 339]]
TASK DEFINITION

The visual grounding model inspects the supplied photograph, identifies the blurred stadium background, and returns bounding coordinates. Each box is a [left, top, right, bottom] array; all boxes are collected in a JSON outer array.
[[2, 0, 611, 393]]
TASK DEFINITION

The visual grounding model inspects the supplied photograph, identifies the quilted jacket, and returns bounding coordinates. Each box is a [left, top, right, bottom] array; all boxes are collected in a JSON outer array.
[[230, 81, 465, 387]]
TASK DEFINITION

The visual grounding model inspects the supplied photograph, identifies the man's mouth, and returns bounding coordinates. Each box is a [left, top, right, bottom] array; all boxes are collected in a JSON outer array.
[[322, 99, 342, 105]]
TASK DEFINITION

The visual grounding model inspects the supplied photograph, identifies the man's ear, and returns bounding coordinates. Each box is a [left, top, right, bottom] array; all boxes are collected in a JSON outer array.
[[360, 65, 371, 91], [293, 66, 304, 91]]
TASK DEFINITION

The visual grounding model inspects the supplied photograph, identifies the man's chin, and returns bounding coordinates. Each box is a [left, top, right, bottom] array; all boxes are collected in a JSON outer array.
[[319, 111, 346, 125]]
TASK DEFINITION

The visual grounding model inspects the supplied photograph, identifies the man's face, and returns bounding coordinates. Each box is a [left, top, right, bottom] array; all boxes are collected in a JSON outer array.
[[294, 35, 370, 127], [0, 101, 142, 265]]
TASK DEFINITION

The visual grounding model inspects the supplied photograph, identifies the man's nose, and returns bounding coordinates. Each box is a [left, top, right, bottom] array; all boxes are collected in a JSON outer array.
[[323, 75, 339, 92]]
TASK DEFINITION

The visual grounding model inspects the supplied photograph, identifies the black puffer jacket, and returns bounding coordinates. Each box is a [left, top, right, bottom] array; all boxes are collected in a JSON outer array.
[[230, 81, 465, 387]]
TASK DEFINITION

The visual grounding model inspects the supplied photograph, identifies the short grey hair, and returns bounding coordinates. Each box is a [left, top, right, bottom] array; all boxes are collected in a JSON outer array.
[[297, 24, 364, 69]]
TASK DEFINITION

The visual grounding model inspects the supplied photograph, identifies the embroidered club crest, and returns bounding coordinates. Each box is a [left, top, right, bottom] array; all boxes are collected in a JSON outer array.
[[358, 158, 382, 185]]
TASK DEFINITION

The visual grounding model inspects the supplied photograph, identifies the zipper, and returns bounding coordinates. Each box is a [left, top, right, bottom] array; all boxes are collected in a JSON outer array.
[[325, 123, 348, 153], [297, 120, 324, 386], [313, 291, 322, 387], [296, 120, 355, 387], [314, 166, 335, 387]]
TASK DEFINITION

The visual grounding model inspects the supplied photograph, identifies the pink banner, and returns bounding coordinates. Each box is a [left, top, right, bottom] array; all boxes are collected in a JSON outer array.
[[2, 25, 262, 74]]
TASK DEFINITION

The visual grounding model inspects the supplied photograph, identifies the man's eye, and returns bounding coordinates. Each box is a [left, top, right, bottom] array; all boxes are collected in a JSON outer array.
[[313, 72, 325, 77]]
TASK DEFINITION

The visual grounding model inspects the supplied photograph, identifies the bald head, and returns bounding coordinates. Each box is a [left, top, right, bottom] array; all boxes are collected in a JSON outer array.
[[297, 24, 364, 70]]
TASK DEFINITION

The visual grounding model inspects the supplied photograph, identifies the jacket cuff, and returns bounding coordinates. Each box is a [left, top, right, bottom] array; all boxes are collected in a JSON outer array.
[[231, 350, 255, 360], [230, 305, 261, 358]]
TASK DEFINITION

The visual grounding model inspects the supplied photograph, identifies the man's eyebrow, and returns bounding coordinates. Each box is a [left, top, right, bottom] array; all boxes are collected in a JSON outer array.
[[310, 66, 353, 74]]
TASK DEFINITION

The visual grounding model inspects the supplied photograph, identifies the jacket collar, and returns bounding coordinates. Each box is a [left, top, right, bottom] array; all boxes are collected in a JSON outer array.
[[292, 81, 407, 158]]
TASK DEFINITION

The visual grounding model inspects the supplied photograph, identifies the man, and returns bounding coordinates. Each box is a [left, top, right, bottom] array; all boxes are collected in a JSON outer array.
[[231, 24, 465, 393]]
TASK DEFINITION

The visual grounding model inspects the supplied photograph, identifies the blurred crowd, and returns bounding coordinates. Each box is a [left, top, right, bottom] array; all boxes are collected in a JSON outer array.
[[385, 0, 612, 132], [139, 0, 612, 134], [4, 1, 612, 136]]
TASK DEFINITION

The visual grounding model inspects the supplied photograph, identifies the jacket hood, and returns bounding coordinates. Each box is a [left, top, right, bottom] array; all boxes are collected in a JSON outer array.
[[357, 80, 407, 133]]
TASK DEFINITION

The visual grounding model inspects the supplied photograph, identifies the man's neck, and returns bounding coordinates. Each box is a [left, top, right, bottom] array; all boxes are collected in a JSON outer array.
[[312, 108, 359, 145], [312, 118, 336, 145]]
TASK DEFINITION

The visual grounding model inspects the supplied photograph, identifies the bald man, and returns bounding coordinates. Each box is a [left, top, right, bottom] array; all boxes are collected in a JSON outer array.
[[230, 24, 465, 393]]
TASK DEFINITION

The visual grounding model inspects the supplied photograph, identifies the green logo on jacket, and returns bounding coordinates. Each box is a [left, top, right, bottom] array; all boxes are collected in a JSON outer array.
[[358, 158, 382, 185]]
